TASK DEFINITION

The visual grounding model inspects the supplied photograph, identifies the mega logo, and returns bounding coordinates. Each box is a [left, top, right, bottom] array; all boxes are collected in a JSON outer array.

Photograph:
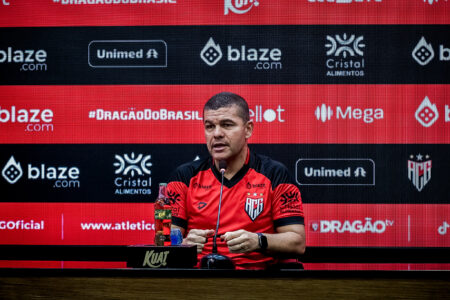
[[0, 47, 48, 71], [1, 155, 80, 188], [325, 33, 365, 77], [224, 0, 259, 15], [113, 152, 152, 195], [412, 36, 450, 66], [407, 154, 432, 192], [0, 106, 54, 132], [315, 104, 384, 123], [310, 218, 394, 234], [200, 37, 282, 70]]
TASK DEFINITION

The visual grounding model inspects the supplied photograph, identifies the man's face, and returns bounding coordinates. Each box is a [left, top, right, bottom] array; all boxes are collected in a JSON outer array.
[[203, 105, 253, 163]]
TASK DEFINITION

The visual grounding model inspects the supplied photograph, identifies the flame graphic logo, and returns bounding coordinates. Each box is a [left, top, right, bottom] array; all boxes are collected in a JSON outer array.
[[415, 96, 439, 127], [200, 38, 223, 66], [2, 156, 23, 184], [412, 37, 435, 66]]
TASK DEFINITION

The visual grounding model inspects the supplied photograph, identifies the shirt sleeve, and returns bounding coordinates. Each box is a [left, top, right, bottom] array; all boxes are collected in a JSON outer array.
[[271, 183, 304, 228]]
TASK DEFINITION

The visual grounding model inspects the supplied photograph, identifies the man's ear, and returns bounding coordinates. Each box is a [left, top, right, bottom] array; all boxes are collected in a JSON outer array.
[[245, 120, 254, 139]]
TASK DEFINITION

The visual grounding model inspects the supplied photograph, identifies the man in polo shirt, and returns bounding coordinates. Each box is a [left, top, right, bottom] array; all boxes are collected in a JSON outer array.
[[167, 92, 305, 270]]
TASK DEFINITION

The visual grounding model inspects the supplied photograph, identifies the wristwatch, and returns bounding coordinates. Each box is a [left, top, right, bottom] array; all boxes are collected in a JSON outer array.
[[257, 233, 268, 251]]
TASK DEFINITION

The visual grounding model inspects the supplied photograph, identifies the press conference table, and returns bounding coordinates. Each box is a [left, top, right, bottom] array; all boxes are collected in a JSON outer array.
[[0, 268, 449, 299], [0, 245, 449, 299]]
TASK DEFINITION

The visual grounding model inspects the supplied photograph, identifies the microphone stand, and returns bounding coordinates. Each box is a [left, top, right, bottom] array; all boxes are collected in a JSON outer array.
[[200, 160, 235, 269]]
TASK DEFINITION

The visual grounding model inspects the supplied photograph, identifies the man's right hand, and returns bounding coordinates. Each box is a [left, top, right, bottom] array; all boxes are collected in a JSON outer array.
[[182, 229, 215, 254]]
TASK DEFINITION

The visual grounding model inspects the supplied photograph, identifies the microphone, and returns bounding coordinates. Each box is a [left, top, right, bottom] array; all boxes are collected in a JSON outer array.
[[200, 160, 235, 269], [212, 160, 226, 254]]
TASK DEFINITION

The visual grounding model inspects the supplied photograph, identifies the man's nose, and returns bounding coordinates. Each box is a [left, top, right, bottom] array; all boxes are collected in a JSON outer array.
[[213, 126, 224, 137]]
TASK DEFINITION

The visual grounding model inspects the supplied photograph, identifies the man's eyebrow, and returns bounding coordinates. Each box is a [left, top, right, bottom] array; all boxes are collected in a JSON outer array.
[[220, 118, 236, 123]]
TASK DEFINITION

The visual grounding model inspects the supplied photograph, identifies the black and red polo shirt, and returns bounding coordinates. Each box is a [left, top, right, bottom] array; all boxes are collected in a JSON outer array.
[[167, 150, 304, 269]]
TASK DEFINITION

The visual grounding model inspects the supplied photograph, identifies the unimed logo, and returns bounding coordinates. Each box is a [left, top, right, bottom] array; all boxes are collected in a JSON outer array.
[[200, 37, 282, 70], [296, 158, 375, 186], [88, 40, 167, 68], [224, 0, 259, 15], [0, 47, 48, 71]]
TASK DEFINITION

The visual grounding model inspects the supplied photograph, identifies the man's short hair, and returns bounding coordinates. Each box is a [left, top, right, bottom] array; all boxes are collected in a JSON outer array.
[[203, 92, 250, 123]]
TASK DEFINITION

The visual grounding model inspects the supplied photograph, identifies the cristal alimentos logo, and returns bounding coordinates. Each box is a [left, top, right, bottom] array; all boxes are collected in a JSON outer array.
[[0, 106, 55, 133], [113, 152, 152, 195], [325, 33, 365, 77], [1, 155, 81, 188], [200, 37, 282, 70]]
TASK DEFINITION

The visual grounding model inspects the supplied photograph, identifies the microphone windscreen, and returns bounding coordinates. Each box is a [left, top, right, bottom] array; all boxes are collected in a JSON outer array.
[[219, 160, 227, 171]]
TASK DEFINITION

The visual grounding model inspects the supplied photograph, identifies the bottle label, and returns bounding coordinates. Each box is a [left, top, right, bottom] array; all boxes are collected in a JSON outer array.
[[155, 209, 172, 220]]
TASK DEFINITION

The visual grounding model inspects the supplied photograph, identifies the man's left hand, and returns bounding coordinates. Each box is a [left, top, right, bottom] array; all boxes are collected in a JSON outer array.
[[221, 229, 259, 253]]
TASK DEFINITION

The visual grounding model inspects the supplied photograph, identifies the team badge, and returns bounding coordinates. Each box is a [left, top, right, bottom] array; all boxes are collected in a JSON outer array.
[[245, 193, 264, 221], [407, 154, 432, 192]]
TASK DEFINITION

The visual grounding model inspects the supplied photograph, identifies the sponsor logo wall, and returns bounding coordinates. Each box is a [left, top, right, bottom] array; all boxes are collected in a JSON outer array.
[[0, 0, 448, 27], [0, 1, 449, 270], [0, 26, 449, 84]]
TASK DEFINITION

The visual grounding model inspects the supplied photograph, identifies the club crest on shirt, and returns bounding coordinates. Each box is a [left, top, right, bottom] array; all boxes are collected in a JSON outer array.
[[245, 193, 264, 221]]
